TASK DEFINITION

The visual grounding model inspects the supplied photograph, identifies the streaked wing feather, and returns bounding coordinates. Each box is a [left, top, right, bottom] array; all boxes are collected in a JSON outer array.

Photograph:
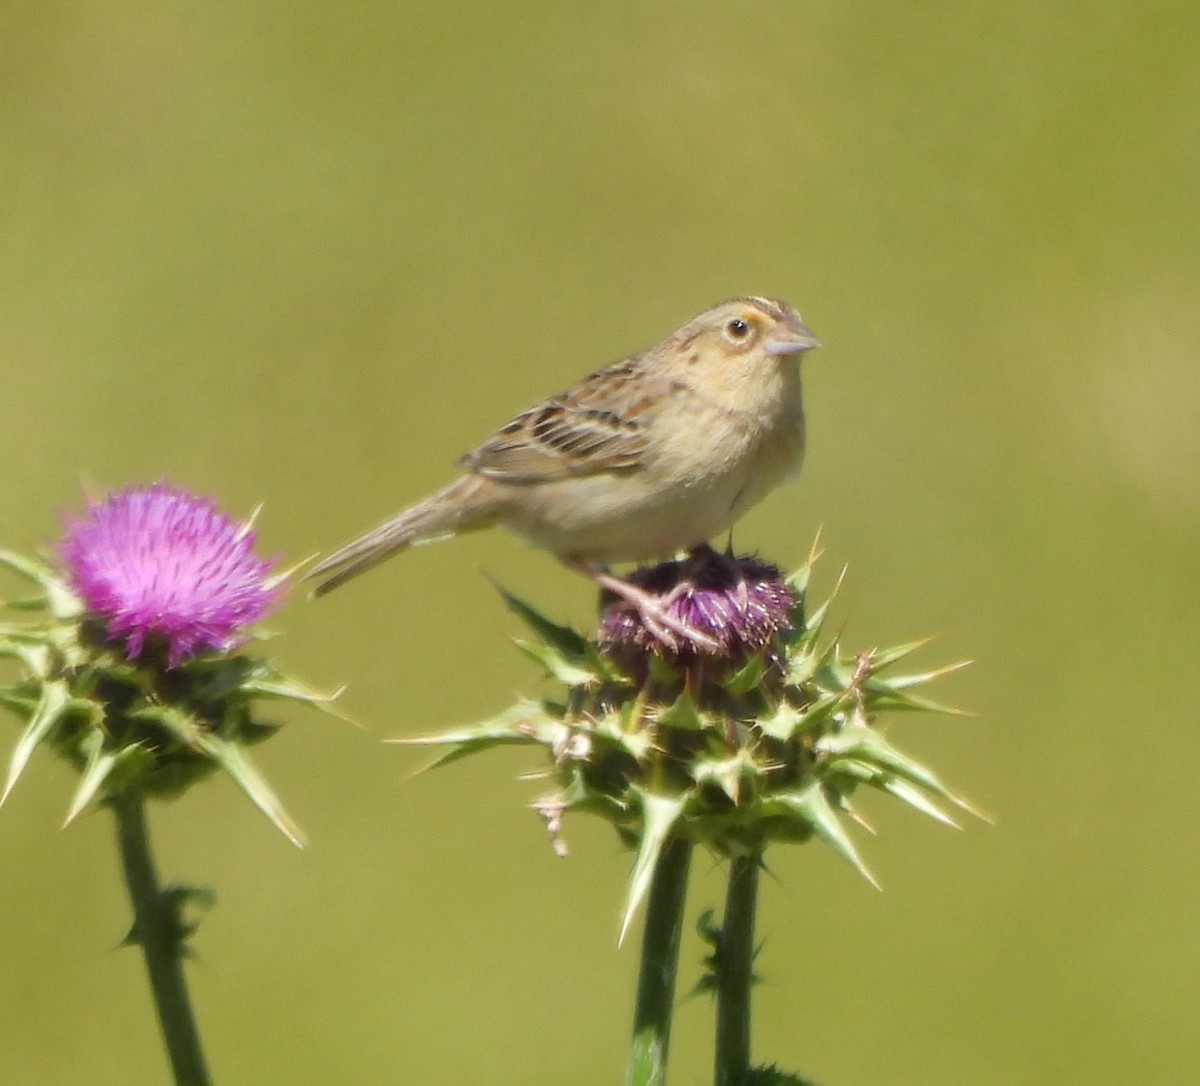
[[461, 358, 667, 483]]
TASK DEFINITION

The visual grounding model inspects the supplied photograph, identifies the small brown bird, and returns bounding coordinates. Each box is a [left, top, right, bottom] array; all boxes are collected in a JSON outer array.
[[309, 296, 819, 643]]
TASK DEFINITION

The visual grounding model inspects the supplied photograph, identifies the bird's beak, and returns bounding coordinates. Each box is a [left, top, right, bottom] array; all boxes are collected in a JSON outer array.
[[764, 322, 821, 357]]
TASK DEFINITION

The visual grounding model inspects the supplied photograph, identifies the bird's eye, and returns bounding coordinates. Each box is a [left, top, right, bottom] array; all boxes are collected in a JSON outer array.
[[726, 318, 751, 340]]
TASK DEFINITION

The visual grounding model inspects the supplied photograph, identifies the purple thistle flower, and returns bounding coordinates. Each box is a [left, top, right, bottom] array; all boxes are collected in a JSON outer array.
[[59, 483, 280, 668], [599, 547, 794, 662]]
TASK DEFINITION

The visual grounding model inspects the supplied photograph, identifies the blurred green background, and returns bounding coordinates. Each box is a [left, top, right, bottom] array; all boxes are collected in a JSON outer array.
[[2, 2, 1198, 1083]]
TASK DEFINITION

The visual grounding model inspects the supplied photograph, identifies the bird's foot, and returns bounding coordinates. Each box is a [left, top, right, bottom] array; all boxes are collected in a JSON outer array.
[[567, 559, 721, 652]]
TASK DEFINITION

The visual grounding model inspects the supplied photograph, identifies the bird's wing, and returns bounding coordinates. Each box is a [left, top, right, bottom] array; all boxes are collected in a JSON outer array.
[[460, 358, 671, 483]]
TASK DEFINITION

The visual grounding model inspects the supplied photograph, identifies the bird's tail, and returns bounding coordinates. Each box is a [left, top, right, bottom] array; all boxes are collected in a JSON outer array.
[[308, 475, 498, 597]]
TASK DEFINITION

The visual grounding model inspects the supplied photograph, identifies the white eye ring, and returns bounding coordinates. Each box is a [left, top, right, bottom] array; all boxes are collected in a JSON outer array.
[[725, 317, 751, 341]]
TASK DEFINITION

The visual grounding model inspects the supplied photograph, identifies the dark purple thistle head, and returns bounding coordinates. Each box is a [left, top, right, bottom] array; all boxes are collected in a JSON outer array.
[[598, 547, 795, 663], [59, 483, 280, 668]]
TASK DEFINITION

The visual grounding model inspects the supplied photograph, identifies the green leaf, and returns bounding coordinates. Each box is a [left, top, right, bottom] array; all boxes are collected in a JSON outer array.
[[162, 885, 216, 946], [874, 773, 961, 829], [0, 551, 56, 590], [768, 783, 878, 889], [401, 702, 561, 770], [827, 727, 984, 819], [0, 551, 81, 620], [413, 731, 547, 772], [653, 688, 705, 731], [239, 674, 351, 720], [0, 690, 37, 717], [757, 701, 804, 741], [785, 640, 835, 688], [1, 679, 70, 804], [0, 642, 52, 679], [593, 707, 654, 760], [63, 732, 118, 826], [619, 790, 685, 945], [690, 907, 723, 999], [801, 565, 845, 638], [514, 638, 598, 687], [790, 692, 842, 734], [2, 596, 51, 612], [194, 732, 305, 848], [496, 587, 586, 657], [785, 562, 813, 600], [721, 654, 765, 694], [583, 640, 631, 686], [131, 705, 206, 748], [693, 753, 748, 804], [557, 770, 631, 823], [647, 652, 681, 687], [856, 638, 930, 672], [864, 657, 970, 691]]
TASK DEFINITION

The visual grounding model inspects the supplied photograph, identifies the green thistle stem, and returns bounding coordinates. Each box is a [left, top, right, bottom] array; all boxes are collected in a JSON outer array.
[[626, 836, 693, 1086], [714, 852, 760, 1086], [113, 794, 212, 1086]]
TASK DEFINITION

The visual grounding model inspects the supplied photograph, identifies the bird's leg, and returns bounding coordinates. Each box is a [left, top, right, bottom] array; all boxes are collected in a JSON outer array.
[[565, 558, 720, 652]]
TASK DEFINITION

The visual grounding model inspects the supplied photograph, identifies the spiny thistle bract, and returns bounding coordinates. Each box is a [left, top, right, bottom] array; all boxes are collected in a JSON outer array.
[[411, 544, 980, 937], [0, 484, 341, 844]]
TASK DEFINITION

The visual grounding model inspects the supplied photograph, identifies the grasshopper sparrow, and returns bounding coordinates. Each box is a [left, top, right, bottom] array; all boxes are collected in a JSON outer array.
[[310, 296, 819, 645]]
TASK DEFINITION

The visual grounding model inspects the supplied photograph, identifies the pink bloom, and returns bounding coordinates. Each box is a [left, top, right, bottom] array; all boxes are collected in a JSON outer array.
[[60, 483, 280, 667]]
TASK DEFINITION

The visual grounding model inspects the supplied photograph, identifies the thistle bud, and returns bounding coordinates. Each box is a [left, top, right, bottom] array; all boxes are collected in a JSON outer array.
[[412, 543, 979, 933]]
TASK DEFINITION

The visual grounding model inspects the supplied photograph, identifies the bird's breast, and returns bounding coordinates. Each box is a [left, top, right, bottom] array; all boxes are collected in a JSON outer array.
[[491, 380, 805, 564]]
